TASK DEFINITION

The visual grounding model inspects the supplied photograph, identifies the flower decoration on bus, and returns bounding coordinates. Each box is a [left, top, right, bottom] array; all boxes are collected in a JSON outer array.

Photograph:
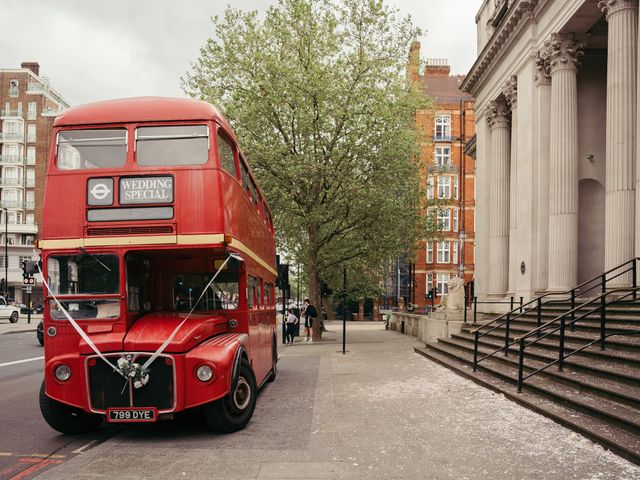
[[117, 355, 150, 390]]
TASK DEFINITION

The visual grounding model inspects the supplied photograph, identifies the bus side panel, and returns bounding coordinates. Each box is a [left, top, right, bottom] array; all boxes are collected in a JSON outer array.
[[175, 168, 224, 236], [41, 176, 86, 240]]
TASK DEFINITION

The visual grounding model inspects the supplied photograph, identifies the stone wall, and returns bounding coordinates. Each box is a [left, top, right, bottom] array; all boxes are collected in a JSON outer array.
[[388, 312, 464, 343]]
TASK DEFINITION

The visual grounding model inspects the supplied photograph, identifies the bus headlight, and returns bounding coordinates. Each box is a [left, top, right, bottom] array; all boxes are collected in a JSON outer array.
[[196, 365, 213, 382], [54, 364, 72, 381]]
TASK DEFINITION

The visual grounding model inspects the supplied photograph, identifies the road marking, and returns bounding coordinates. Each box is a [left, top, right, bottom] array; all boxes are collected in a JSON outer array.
[[0, 356, 43, 368], [72, 440, 97, 454]]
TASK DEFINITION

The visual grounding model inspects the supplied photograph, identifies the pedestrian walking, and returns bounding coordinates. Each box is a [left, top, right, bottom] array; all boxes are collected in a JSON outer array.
[[286, 308, 299, 345], [302, 298, 318, 343]]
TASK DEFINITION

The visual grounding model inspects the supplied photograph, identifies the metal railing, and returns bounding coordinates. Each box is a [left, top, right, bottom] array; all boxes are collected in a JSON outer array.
[[471, 257, 639, 374], [515, 286, 640, 392], [427, 164, 460, 174], [463, 295, 522, 325]]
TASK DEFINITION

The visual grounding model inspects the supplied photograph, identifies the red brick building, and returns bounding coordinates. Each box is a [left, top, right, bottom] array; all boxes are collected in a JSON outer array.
[[409, 43, 476, 309], [0, 62, 69, 302]]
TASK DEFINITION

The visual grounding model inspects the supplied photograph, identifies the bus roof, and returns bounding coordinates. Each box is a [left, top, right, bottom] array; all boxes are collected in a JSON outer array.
[[54, 97, 230, 128]]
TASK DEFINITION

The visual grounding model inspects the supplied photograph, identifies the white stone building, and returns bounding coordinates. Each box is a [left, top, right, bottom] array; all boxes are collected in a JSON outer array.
[[463, 0, 639, 306]]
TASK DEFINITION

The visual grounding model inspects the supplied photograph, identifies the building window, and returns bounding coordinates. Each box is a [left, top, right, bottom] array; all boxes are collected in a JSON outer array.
[[437, 208, 450, 231], [434, 115, 451, 140], [453, 240, 459, 264], [437, 241, 450, 263], [426, 241, 433, 263], [26, 213, 34, 225], [426, 273, 433, 296], [453, 176, 459, 199], [453, 208, 459, 232], [435, 146, 451, 166], [427, 176, 434, 200], [437, 176, 451, 199], [437, 273, 450, 296], [27, 102, 37, 119], [8, 80, 19, 97], [27, 124, 36, 143], [27, 147, 35, 163]]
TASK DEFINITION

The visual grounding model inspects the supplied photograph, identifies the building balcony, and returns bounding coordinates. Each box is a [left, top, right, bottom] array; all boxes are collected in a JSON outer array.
[[0, 200, 24, 209], [1, 109, 23, 119], [0, 156, 27, 165], [0, 132, 25, 143], [4, 223, 38, 235], [428, 164, 459, 174], [433, 135, 454, 142], [0, 178, 24, 187]]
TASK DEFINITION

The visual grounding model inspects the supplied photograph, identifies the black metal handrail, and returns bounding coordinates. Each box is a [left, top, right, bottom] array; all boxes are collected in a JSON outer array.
[[471, 257, 639, 372], [515, 286, 640, 392]]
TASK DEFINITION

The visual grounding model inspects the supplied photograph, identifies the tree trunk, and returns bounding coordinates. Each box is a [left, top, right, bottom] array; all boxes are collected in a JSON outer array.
[[307, 224, 322, 339]]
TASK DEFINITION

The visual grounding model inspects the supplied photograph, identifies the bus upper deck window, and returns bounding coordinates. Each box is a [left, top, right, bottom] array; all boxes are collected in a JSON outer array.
[[136, 125, 208, 166], [57, 129, 126, 170]]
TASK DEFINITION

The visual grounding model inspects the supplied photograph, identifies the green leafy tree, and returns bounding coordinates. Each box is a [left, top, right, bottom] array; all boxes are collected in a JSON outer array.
[[183, 0, 430, 334]]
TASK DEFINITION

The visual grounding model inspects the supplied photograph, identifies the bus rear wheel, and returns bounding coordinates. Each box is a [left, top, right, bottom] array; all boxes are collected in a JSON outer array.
[[39, 381, 102, 434], [203, 358, 256, 433]]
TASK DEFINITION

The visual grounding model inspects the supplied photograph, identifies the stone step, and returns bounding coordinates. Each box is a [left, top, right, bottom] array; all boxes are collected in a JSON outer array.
[[426, 340, 640, 434], [443, 334, 640, 407], [447, 333, 640, 386], [466, 323, 640, 352], [414, 344, 640, 465], [474, 329, 640, 367]]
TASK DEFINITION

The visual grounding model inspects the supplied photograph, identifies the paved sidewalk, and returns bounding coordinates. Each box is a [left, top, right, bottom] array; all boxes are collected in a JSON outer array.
[[0, 314, 40, 335], [36, 321, 639, 479]]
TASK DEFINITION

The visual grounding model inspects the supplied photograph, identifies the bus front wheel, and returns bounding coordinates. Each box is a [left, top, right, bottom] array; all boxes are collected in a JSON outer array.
[[203, 358, 256, 433], [39, 381, 102, 434]]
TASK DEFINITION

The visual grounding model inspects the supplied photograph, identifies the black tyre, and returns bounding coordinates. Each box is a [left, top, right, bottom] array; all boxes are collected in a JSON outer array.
[[203, 358, 256, 433], [9, 311, 18, 323], [37, 321, 44, 346], [267, 339, 277, 383], [39, 381, 102, 434]]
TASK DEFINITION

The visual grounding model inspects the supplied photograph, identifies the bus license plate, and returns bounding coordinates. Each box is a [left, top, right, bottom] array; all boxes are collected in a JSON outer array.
[[106, 407, 157, 423]]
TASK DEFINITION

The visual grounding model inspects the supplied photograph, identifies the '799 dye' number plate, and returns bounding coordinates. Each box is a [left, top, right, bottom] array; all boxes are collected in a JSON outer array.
[[106, 407, 158, 423]]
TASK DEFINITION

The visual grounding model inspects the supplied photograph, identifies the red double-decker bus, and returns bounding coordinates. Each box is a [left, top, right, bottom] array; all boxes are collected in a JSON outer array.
[[37, 97, 277, 433]]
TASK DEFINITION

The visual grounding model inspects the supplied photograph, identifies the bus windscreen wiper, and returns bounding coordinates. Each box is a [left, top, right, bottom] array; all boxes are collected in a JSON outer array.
[[80, 247, 112, 272]]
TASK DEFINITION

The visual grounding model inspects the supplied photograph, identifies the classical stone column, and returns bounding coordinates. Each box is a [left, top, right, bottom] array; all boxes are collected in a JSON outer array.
[[533, 54, 551, 293], [503, 76, 518, 295], [487, 100, 511, 296], [540, 34, 585, 291], [600, 0, 638, 284]]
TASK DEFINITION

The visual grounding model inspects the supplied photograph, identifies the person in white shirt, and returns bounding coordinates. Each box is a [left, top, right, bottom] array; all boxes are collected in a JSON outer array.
[[285, 308, 299, 345]]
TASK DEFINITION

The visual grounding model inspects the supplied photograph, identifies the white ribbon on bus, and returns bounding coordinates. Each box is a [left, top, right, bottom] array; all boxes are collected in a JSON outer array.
[[36, 258, 125, 379], [36, 250, 243, 384]]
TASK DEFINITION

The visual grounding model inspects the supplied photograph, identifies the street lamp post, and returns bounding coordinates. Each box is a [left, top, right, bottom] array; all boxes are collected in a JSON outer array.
[[2, 207, 7, 299]]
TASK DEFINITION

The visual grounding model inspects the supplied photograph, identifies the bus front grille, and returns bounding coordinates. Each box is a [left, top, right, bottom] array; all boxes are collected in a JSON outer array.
[[86, 353, 175, 413]]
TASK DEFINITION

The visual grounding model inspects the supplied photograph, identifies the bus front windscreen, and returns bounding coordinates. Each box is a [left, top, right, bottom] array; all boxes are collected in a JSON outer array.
[[47, 253, 119, 295]]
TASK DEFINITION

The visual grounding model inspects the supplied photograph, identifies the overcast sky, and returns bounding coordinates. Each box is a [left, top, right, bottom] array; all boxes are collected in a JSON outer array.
[[2, 0, 478, 106]]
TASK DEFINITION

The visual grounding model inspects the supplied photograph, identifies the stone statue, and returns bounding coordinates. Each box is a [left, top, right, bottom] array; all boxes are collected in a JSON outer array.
[[442, 276, 465, 311]]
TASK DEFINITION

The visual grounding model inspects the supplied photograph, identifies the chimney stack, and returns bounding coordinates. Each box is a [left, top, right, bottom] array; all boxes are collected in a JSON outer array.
[[408, 40, 421, 84], [424, 58, 451, 77], [21, 62, 40, 76]]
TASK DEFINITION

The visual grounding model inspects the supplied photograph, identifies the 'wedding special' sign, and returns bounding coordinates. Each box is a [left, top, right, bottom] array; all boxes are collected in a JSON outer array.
[[119, 176, 173, 204]]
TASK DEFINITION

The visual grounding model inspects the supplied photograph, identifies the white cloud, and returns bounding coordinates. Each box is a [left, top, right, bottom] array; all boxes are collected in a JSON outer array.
[[2, 0, 479, 105]]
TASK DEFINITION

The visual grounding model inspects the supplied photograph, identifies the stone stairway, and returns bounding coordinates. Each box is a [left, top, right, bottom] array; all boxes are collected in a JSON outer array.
[[415, 299, 640, 464]]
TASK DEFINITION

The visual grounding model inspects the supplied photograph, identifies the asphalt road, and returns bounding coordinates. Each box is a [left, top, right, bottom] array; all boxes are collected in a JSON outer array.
[[0, 332, 119, 480]]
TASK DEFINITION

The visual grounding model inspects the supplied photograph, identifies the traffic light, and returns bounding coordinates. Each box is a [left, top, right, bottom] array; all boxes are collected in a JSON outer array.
[[21, 260, 39, 285], [320, 280, 333, 298], [277, 263, 289, 291]]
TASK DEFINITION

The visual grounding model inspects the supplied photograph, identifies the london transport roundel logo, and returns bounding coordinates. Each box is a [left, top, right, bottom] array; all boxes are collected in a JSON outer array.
[[91, 182, 111, 200]]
